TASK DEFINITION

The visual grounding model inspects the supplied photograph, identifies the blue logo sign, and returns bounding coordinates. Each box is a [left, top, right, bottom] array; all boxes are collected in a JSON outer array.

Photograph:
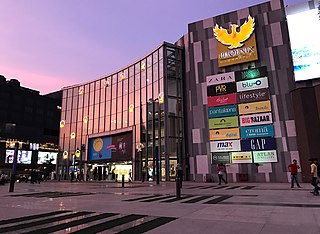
[[208, 105, 238, 118], [241, 137, 276, 151], [240, 125, 274, 138]]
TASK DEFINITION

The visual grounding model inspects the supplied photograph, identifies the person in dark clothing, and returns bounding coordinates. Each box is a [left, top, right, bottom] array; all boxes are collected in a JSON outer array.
[[288, 159, 301, 188], [70, 171, 75, 182], [217, 163, 227, 185]]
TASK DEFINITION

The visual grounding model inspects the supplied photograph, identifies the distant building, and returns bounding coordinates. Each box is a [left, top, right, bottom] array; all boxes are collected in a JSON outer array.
[[0, 75, 62, 173]]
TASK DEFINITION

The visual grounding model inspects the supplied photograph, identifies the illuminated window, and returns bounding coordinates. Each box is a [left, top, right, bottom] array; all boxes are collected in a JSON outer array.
[[70, 132, 76, 139], [60, 120, 65, 128], [75, 149, 81, 157], [141, 62, 146, 71], [129, 104, 134, 112], [103, 79, 110, 88], [158, 92, 164, 104], [63, 151, 68, 159], [79, 87, 84, 95], [120, 72, 126, 81], [83, 116, 88, 123]]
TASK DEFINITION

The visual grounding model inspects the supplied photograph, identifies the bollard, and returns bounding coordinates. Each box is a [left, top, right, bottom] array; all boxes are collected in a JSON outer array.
[[122, 174, 125, 188], [176, 176, 181, 199]]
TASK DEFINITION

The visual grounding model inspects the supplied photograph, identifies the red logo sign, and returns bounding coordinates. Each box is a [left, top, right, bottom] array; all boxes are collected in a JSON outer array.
[[208, 93, 237, 107]]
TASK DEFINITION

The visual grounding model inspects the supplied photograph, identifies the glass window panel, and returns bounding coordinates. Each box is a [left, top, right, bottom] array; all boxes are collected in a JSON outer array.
[[129, 76, 134, 93], [118, 96, 122, 114], [153, 50, 158, 63], [93, 118, 99, 133], [147, 67, 152, 84], [62, 90, 68, 99], [123, 95, 128, 111], [159, 47, 163, 60], [159, 78, 164, 94], [106, 85, 111, 101], [147, 84, 153, 101], [100, 84, 106, 102], [90, 82, 95, 92], [135, 90, 140, 107], [78, 94, 84, 108], [67, 89, 73, 97], [168, 78, 177, 96], [105, 115, 110, 131], [77, 108, 83, 122], [136, 126, 141, 143], [95, 88, 100, 104], [106, 101, 111, 115], [141, 70, 146, 88], [111, 114, 116, 130], [159, 60, 164, 79], [129, 109, 134, 126], [135, 63, 140, 74], [99, 117, 104, 132], [85, 84, 90, 93], [72, 95, 79, 110], [118, 79, 123, 97], [100, 101, 105, 117], [141, 87, 146, 105], [112, 74, 117, 85], [96, 80, 100, 90], [112, 84, 117, 99], [123, 78, 128, 95], [111, 99, 117, 114], [147, 55, 152, 67], [84, 92, 89, 107], [66, 96, 72, 110], [129, 66, 134, 77], [177, 79, 182, 97], [123, 110, 128, 128], [135, 73, 140, 90], [82, 122, 87, 136], [129, 93, 134, 109], [94, 104, 99, 120], [71, 109, 77, 123], [135, 106, 140, 124], [141, 105, 146, 123], [88, 117, 93, 135], [89, 105, 94, 119], [66, 110, 71, 123], [117, 111, 122, 129], [89, 91, 94, 106]]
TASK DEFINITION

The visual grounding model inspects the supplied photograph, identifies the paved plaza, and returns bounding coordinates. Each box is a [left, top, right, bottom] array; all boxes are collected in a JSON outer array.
[[0, 181, 320, 233]]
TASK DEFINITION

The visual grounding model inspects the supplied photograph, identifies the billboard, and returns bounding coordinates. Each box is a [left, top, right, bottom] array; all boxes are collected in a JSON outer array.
[[235, 66, 268, 81], [37, 152, 57, 164], [209, 116, 239, 129], [240, 125, 274, 138], [287, 8, 320, 82], [237, 88, 270, 104], [210, 140, 241, 152], [5, 150, 32, 164], [207, 82, 236, 96], [88, 132, 133, 161], [206, 72, 235, 86], [241, 137, 276, 151], [208, 105, 238, 118], [238, 100, 272, 115], [253, 150, 278, 163], [209, 128, 240, 141], [239, 112, 273, 127], [236, 77, 269, 92], [212, 152, 231, 165], [208, 93, 237, 107], [231, 151, 253, 163]]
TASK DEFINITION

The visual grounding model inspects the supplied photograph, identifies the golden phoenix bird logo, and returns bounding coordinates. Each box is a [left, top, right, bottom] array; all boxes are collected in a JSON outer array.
[[213, 15, 255, 49]]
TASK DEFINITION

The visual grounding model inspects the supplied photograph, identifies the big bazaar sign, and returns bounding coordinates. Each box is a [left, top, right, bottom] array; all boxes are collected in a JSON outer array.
[[213, 15, 258, 67]]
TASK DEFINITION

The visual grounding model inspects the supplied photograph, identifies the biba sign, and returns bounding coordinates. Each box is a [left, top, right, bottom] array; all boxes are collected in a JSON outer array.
[[210, 140, 241, 152], [238, 100, 272, 115], [206, 72, 235, 86], [208, 93, 237, 107], [231, 151, 253, 163], [253, 150, 278, 163], [236, 77, 268, 92], [213, 15, 258, 67], [239, 113, 273, 126]]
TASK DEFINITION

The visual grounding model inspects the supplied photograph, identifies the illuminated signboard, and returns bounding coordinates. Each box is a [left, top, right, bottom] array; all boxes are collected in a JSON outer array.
[[287, 8, 320, 82], [212, 152, 231, 165], [241, 137, 276, 151], [237, 88, 270, 104], [238, 100, 272, 115], [210, 140, 241, 152], [252, 150, 278, 163], [208, 105, 238, 118], [209, 128, 240, 141], [209, 116, 239, 129], [239, 113, 273, 127], [235, 66, 268, 81], [5, 150, 32, 164], [38, 152, 58, 164], [240, 125, 274, 138], [213, 15, 258, 67], [231, 151, 253, 163], [206, 72, 235, 86], [208, 93, 237, 107], [236, 77, 269, 92], [207, 82, 236, 96]]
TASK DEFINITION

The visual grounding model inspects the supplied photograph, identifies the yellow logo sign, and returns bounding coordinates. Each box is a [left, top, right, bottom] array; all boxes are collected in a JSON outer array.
[[213, 15, 255, 49]]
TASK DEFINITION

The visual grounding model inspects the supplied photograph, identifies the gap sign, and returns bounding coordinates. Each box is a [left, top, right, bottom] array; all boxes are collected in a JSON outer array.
[[240, 125, 274, 138], [241, 138, 276, 151]]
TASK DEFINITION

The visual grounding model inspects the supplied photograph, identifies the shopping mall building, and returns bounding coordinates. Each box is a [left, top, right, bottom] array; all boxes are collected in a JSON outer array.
[[58, 0, 320, 183]]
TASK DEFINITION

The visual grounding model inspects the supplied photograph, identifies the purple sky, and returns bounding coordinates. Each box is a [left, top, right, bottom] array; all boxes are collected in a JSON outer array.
[[0, 0, 306, 94]]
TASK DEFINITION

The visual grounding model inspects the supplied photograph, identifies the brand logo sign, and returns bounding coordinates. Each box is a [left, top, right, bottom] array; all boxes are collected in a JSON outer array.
[[236, 77, 268, 92], [241, 138, 276, 151], [238, 100, 272, 115], [240, 125, 274, 138], [253, 150, 278, 163], [208, 105, 238, 118], [235, 66, 268, 82], [208, 93, 237, 107], [213, 15, 258, 67], [207, 82, 236, 96], [210, 140, 241, 152], [239, 113, 273, 127], [209, 116, 239, 129], [212, 152, 231, 165], [237, 88, 270, 104], [206, 72, 235, 86], [231, 152, 253, 163], [210, 128, 240, 141]]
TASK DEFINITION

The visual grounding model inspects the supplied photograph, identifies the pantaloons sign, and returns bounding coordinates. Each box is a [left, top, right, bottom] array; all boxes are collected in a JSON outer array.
[[213, 15, 258, 67]]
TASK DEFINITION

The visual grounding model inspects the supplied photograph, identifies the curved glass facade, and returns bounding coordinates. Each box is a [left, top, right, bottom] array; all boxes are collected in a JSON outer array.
[[58, 43, 184, 182]]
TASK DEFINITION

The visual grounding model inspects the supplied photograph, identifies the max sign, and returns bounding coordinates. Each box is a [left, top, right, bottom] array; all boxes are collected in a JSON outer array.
[[241, 138, 276, 151]]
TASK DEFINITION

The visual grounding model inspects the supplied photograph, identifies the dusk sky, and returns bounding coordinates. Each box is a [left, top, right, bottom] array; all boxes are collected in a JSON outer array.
[[0, 0, 306, 94]]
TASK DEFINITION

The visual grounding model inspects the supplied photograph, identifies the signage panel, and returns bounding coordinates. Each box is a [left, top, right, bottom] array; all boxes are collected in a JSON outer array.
[[206, 72, 235, 86], [210, 140, 241, 152], [235, 66, 268, 81], [231, 151, 253, 163], [253, 150, 278, 163], [209, 116, 239, 129], [237, 88, 270, 104], [208, 93, 237, 107], [212, 152, 231, 165], [207, 82, 236, 96], [238, 100, 272, 115], [208, 105, 238, 118], [241, 138, 276, 151], [236, 77, 269, 92], [239, 113, 273, 127], [240, 125, 274, 138], [210, 128, 240, 141]]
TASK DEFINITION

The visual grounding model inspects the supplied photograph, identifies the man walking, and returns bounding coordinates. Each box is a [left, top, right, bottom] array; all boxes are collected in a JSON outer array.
[[310, 159, 319, 196], [288, 160, 301, 188]]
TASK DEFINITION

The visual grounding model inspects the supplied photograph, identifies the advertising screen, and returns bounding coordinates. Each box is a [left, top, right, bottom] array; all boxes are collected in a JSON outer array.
[[37, 152, 57, 164], [287, 8, 320, 81], [5, 150, 32, 164]]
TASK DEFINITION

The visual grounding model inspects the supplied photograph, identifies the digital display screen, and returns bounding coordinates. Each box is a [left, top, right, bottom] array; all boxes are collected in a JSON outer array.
[[37, 152, 57, 164], [5, 150, 32, 164], [287, 9, 320, 81]]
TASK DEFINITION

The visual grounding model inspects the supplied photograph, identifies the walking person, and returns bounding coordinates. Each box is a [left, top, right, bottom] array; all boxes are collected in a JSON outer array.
[[288, 159, 301, 188], [217, 163, 227, 185], [310, 159, 319, 195]]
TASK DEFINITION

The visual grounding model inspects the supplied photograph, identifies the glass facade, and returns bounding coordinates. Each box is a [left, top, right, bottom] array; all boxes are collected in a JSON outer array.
[[58, 43, 184, 181]]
